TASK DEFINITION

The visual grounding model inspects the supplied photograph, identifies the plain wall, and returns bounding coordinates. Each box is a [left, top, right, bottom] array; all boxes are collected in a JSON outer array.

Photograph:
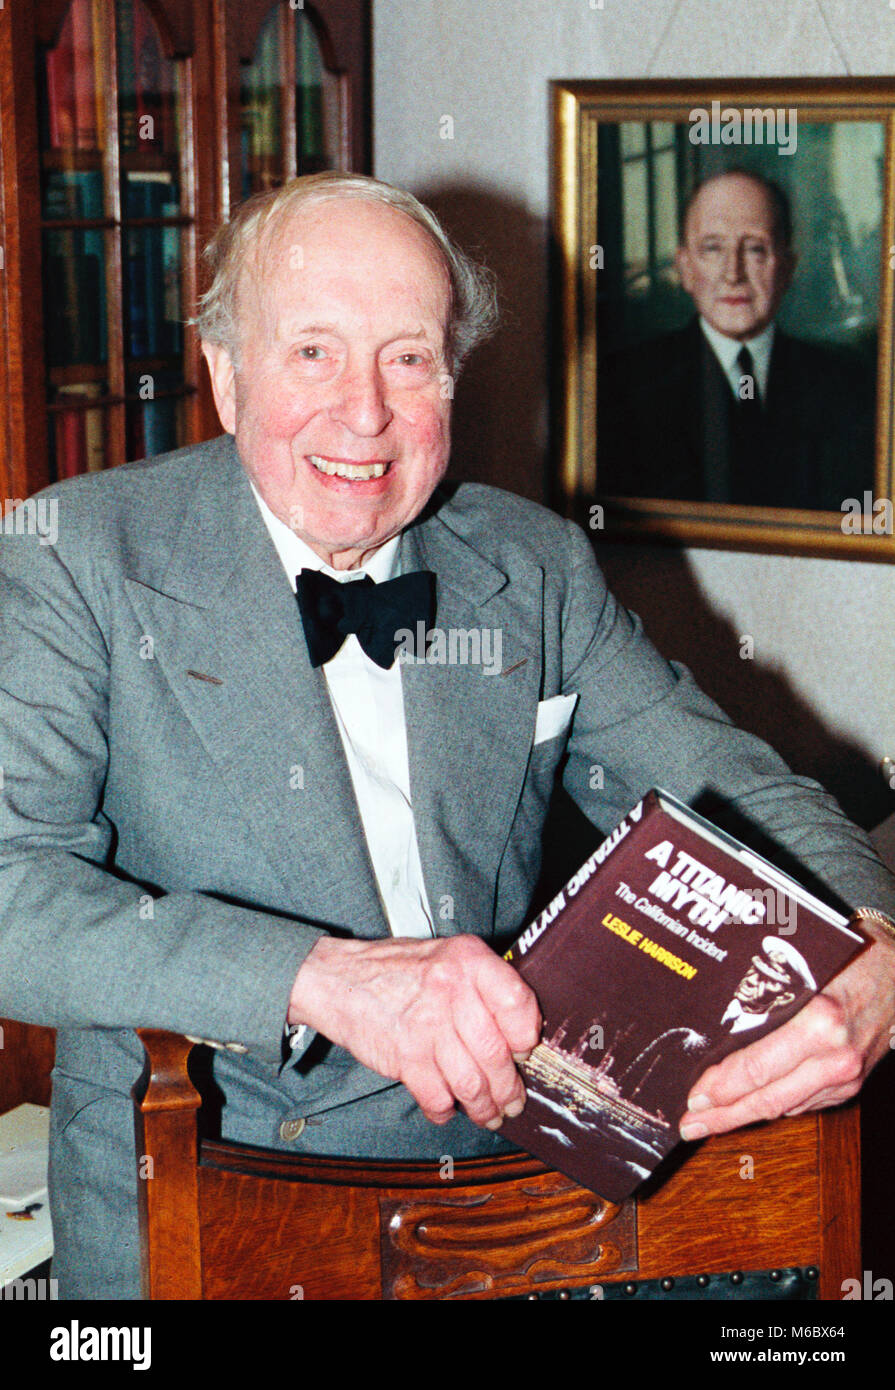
[[371, 0, 895, 843]]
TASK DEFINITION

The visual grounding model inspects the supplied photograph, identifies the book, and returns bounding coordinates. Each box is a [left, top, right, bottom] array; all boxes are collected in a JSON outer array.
[[43, 169, 104, 221], [45, 244, 103, 367], [45, 0, 99, 151], [45, 6, 77, 149], [77, 382, 106, 472], [53, 385, 90, 479], [140, 370, 180, 457], [123, 176, 182, 360], [501, 788, 866, 1202], [132, 0, 166, 151], [116, 0, 139, 151], [71, 0, 99, 150]]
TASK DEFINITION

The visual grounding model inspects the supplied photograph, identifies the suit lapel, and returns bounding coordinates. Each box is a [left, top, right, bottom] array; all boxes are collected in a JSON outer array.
[[123, 446, 544, 943], [122, 438, 387, 937], [399, 498, 543, 937]]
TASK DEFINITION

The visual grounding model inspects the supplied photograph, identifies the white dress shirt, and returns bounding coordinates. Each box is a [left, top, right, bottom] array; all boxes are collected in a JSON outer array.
[[700, 317, 775, 402], [250, 483, 435, 947]]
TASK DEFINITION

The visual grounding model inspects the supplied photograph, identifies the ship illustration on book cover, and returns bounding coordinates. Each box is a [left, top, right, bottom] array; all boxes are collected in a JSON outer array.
[[502, 789, 866, 1202]]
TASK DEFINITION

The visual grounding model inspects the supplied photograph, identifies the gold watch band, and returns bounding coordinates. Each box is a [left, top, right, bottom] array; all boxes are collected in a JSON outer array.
[[852, 908, 895, 945]]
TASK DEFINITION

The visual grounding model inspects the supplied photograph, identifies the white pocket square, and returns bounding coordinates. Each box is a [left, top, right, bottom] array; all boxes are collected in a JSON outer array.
[[533, 692, 579, 746]]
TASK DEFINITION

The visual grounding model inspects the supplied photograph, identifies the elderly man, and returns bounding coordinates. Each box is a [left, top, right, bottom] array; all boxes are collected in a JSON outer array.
[[599, 168, 875, 508], [1, 172, 893, 1300]]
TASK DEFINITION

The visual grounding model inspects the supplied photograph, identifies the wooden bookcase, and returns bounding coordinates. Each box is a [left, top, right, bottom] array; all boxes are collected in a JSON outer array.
[[0, 0, 370, 499], [0, 0, 370, 1111]]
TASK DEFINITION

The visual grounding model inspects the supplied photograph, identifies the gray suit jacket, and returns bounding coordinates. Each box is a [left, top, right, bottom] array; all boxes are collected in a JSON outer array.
[[1, 433, 892, 1298]]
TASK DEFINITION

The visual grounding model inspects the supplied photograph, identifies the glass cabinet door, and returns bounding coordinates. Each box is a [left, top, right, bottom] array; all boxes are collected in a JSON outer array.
[[37, 0, 195, 478], [236, 1, 351, 203]]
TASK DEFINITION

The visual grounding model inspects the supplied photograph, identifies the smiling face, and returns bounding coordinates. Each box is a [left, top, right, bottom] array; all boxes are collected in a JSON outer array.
[[202, 197, 453, 569], [675, 174, 795, 342]]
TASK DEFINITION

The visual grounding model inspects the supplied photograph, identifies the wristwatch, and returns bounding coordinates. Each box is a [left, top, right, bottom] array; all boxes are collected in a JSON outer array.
[[851, 908, 895, 946]]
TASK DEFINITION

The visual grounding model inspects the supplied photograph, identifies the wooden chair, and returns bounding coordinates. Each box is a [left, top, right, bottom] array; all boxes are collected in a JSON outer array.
[[133, 1028, 860, 1301]]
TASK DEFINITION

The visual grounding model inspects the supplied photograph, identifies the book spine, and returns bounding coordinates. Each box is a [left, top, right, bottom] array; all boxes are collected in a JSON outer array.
[[142, 396, 178, 458], [128, 403, 146, 463], [71, 0, 98, 150], [117, 0, 138, 152], [161, 220, 182, 355], [45, 250, 80, 367], [143, 226, 162, 358], [79, 170, 105, 220], [46, 9, 76, 150], [77, 252, 102, 364], [506, 793, 657, 967], [79, 383, 105, 472], [43, 173, 78, 220], [133, 0, 162, 149], [127, 246, 149, 358], [90, 0, 106, 156], [54, 389, 88, 479]]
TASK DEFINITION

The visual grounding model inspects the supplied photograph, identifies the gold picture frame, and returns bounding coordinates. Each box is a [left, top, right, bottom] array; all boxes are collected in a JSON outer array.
[[554, 78, 895, 560]]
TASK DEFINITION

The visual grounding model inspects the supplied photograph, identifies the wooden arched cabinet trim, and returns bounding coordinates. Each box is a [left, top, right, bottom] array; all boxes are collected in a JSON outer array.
[[221, 0, 370, 215], [34, 0, 194, 57]]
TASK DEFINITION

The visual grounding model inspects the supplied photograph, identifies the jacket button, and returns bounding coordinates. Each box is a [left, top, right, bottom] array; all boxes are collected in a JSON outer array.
[[279, 1117, 306, 1142]]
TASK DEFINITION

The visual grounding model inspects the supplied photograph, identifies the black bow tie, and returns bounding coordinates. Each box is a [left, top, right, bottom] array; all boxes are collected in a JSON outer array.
[[295, 567, 436, 670]]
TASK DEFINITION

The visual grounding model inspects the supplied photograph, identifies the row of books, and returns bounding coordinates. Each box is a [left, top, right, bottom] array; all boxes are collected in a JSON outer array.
[[43, 168, 181, 222], [43, 216, 181, 368], [42, 0, 176, 156], [53, 385, 181, 480], [43, 0, 329, 167], [43, 169, 104, 221]]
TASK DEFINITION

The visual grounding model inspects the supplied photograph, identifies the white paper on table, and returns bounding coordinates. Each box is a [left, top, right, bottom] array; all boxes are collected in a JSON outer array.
[[0, 1140, 49, 1208]]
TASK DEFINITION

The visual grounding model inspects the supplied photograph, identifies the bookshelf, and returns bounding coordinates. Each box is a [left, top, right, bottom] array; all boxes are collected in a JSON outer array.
[[0, 0, 370, 1111], [0, 0, 370, 499]]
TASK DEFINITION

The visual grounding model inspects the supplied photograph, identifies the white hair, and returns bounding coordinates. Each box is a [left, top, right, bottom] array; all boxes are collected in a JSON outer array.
[[195, 171, 499, 375]]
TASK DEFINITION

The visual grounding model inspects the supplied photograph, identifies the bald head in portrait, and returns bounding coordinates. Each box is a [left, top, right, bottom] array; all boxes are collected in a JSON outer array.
[[598, 169, 875, 510]]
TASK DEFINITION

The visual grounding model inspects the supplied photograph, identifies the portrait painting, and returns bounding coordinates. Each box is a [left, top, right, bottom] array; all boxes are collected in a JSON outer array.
[[554, 80, 895, 558]]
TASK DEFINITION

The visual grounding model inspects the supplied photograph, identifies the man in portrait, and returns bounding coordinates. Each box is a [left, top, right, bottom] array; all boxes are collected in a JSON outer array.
[[721, 937, 816, 1034], [598, 168, 876, 509], [1, 173, 894, 1299]]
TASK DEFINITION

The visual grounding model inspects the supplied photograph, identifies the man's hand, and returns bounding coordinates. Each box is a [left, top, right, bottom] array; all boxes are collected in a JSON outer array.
[[288, 935, 541, 1129], [679, 928, 895, 1140]]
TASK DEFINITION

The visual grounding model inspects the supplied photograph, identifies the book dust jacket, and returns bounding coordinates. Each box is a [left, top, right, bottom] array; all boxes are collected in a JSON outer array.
[[502, 790, 865, 1202]]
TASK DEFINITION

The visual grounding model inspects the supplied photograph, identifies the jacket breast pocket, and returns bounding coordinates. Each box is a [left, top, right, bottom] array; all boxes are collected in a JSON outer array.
[[533, 692, 578, 748], [525, 692, 578, 803]]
